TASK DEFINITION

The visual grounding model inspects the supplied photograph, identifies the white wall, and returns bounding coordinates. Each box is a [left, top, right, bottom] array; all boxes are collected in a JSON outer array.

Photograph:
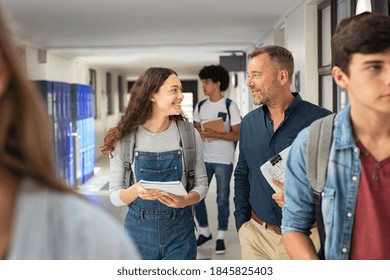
[[86, 65, 129, 157], [241, 0, 320, 107], [25, 45, 89, 83], [303, 4, 319, 104], [285, 4, 307, 97], [231, 72, 250, 117], [285, 3, 319, 104]]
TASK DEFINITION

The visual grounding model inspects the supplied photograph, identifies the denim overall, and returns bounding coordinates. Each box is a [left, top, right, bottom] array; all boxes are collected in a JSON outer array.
[[124, 149, 196, 260]]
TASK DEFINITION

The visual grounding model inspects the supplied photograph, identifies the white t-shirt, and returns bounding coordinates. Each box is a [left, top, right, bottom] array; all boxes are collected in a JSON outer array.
[[193, 97, 241, 164]]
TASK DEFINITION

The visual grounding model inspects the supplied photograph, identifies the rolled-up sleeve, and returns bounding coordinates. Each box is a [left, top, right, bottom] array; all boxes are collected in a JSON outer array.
[[282, 128, 316, 236]]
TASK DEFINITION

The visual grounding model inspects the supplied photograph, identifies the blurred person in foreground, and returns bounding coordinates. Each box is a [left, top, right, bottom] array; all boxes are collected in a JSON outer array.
[[282, 12, 390, 260], [0, 6, 140, 260]]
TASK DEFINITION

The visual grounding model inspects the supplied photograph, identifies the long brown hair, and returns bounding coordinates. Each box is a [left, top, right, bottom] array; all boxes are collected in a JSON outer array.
[[0, 7, 71, 193], [101, 67, 186, 156]]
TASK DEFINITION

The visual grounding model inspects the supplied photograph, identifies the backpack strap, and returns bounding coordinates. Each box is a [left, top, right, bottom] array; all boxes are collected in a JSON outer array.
[[120, 123, 196, 191], [225, 97, 232, 128], [176, 120, 196, 192], [307, 113, 335, 259], [225, 97, 240, 150], [199, 97, 232, 127], [120, 129, 136, 188], [197, 99, 207, 114]]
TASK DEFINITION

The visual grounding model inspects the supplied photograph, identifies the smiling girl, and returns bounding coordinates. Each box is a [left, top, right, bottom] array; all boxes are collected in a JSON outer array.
[[101, 67, 208, 260]]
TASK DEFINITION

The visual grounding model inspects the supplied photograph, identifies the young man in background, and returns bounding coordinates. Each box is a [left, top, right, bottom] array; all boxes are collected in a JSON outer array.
[[194, 65, 241, 254]]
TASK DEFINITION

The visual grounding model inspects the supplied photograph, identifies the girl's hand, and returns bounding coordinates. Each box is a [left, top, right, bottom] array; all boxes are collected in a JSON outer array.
[[136, 183, 164, 200], [158, 192, 187, 208]]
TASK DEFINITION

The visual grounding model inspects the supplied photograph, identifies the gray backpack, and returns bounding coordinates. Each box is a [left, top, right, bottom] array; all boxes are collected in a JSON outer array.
[[307, 113, 336, 259], [120, 120, 196, 192]]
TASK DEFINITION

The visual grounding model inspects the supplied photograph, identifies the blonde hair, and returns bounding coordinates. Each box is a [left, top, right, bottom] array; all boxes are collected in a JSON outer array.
[[0, 7, 72, 193]]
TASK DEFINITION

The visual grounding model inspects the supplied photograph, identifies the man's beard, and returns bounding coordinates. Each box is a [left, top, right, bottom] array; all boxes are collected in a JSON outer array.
[[252, 91, 275, 106]]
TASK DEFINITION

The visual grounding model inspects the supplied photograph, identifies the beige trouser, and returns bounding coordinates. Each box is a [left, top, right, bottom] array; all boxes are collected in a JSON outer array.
[[238, 218, 320, 260]]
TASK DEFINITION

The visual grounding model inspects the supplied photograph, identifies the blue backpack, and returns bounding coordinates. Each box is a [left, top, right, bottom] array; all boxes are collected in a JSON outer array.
[[197, 97, 239, 149]]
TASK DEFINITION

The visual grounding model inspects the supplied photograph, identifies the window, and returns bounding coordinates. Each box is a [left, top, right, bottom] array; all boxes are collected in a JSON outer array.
[[89, 69, 97, 118], [106, 72, 113, 115], [118, 75, 124, 113], [318, 0, 335, 112], [317, 0, 353, 112]]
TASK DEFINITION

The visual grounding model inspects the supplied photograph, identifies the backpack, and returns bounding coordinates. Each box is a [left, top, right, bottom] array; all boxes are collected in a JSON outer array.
[[306, 113, 336, 260], [120, 120, 196, 192], [197, 97, 239, 149]]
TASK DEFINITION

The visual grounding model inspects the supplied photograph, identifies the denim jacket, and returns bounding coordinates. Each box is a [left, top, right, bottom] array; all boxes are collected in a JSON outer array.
[[282, 104, 361, 260]]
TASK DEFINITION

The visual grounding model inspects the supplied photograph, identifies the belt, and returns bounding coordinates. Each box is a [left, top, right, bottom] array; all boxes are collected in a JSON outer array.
[[251, 212, 281, 235]]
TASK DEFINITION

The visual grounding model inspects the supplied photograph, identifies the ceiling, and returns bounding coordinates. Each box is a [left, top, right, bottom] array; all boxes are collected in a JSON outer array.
[[1, 0, 305, 77]]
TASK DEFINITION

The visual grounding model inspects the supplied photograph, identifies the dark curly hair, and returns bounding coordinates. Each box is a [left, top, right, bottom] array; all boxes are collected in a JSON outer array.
[[100, 67, 186, 156], [198, 64, 230, 91]]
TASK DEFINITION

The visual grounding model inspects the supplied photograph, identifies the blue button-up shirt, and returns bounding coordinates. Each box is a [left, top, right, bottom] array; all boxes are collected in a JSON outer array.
[[234, 93, 331, 230], [282, 104, 361, 259]]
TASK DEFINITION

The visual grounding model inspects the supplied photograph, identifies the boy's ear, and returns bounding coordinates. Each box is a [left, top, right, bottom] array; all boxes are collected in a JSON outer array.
[[332, 66, 348, 88]]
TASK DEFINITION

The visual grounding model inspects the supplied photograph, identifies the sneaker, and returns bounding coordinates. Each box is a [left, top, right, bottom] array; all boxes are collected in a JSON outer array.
[[197, 234, 212, 247], [215, 239, 226, 254]]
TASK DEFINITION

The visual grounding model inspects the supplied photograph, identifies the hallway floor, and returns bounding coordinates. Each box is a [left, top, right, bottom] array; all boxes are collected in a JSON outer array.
[[79, 156, 241, 260]]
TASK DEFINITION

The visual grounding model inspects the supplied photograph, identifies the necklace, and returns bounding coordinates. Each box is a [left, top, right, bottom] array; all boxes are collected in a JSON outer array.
[[142, 120, 171, 133]]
